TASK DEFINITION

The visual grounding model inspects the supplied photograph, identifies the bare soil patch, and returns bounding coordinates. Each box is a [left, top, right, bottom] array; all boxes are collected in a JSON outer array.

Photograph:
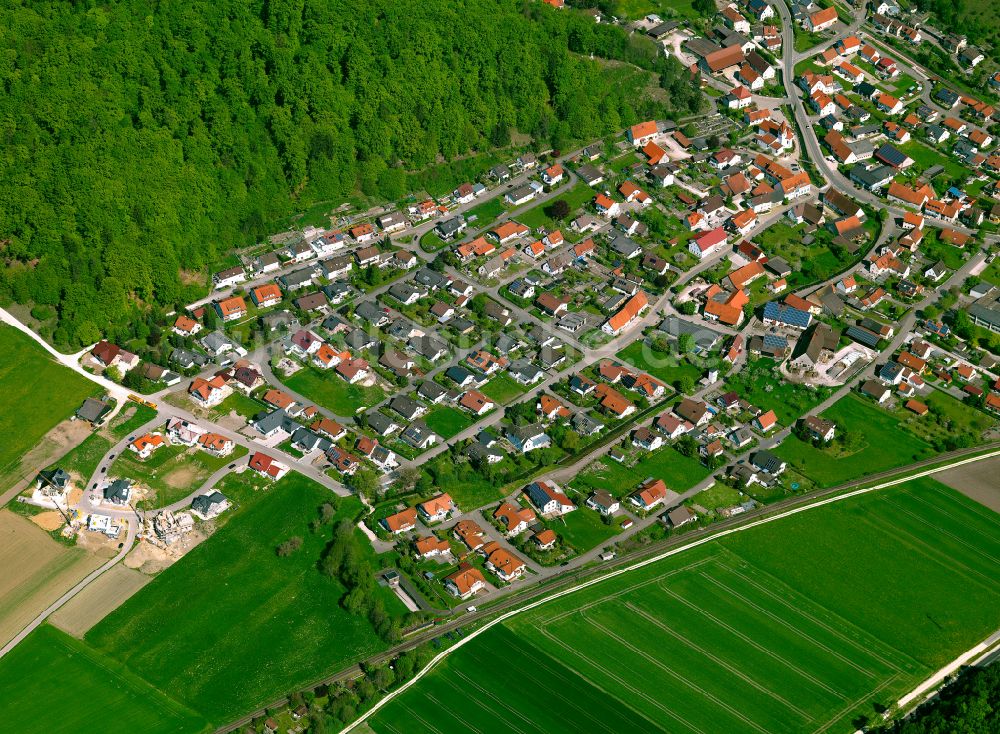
[[74, 527, 121, 558], [123, 524, 212, 575], [29, 511, 65, 532], [0, 510, 102, 646], [935, 456, 1000, 514], [163, 465, 198, 489], [50, 564, 152, 638]]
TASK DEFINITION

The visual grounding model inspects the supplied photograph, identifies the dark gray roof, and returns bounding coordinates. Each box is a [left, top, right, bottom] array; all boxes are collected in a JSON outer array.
[[76, 398, 111, 423], [657, 317, 722, 350], [846, 325, 880, 348], [253, 408, 296, 435], [191, 490, 227, 514], [751, 450, 784, 474], [103, 478, 132, 503], [417, 380, 448, 402], [390, 395, 424, 420], [366, 411, 398, 435]]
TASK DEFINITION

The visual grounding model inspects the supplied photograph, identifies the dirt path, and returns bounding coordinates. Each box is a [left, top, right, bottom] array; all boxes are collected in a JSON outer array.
[[935, 456, 1000, 513]]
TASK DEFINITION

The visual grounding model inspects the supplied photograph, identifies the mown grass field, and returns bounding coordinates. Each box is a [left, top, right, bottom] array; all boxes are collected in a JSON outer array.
[[516, 181, 595, 230], [548, 505, 622, 554], [0, 625, 210, 734], [367, 478, 1000, 734], [423, 406, 474, 439], [571, 447, 711, 498], [284, 366, 385, 416], [774, 393, 938, 487], [87, 472, 402, 722], [0, 324, 98, 478], [480, 372, 528, 404]]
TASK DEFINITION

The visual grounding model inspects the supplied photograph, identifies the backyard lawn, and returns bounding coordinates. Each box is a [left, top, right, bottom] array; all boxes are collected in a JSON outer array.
[[284, 366, 385, 416], [87, 472, 402, 722], [724, 358, 832, 425], [423, 406, 474, 440], [107, 404, 159, 440], [753, 217, 874, 290], [465, 197, 506, 225], [481, 372, 528, 404], [571, 447, 711, 498], [774, 393, 935, 486], [549, 506, 622, 554], [690, 481, 746, 512], [899, 140, 967, 181], [516, 181, 595, 231], [212, 391, 268, 421], [617, 338, 701, 388], [0, 325, 98, 479]]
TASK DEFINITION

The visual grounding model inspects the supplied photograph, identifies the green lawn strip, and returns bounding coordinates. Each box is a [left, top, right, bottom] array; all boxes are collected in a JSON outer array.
[[427, 467, 509, 510], [480, 372, 528, 404], [689, 481, 745, 512], [616, 339, 703, 388], [0, 324, 98, 478], [773, 393, 937, 487], [0, 625, 210, 734], [371, 479, 1000, 734], [87, 472, 399, 722], [465, 197, 506, 225], [212, 391, 268, 421], [107, 404, 159, 440], [422, 406, 474, 440], [571, 447, 711, 498], [46, 431, 113, 486], [983, 259, 1000, 287], [283, 366, 385, 416], [419, 231, 447, 252], [610, 0, 704, 21]]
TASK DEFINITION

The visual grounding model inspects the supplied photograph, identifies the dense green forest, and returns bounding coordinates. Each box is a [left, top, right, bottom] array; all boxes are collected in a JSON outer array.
[[872, 663, 1000, 733], [912, 0, 999, 50], [0, 0, 701, 349]]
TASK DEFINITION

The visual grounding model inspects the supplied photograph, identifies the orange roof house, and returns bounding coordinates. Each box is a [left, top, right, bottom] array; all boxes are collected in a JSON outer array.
[[444, 564, 486, 599], [215, 296, 247, 322], [642, 141, 666, 164], [382, 507, 418, 535], [631, 478, 669, 509], [602, 291, 648, 335], [628, 120, 658, 144]]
